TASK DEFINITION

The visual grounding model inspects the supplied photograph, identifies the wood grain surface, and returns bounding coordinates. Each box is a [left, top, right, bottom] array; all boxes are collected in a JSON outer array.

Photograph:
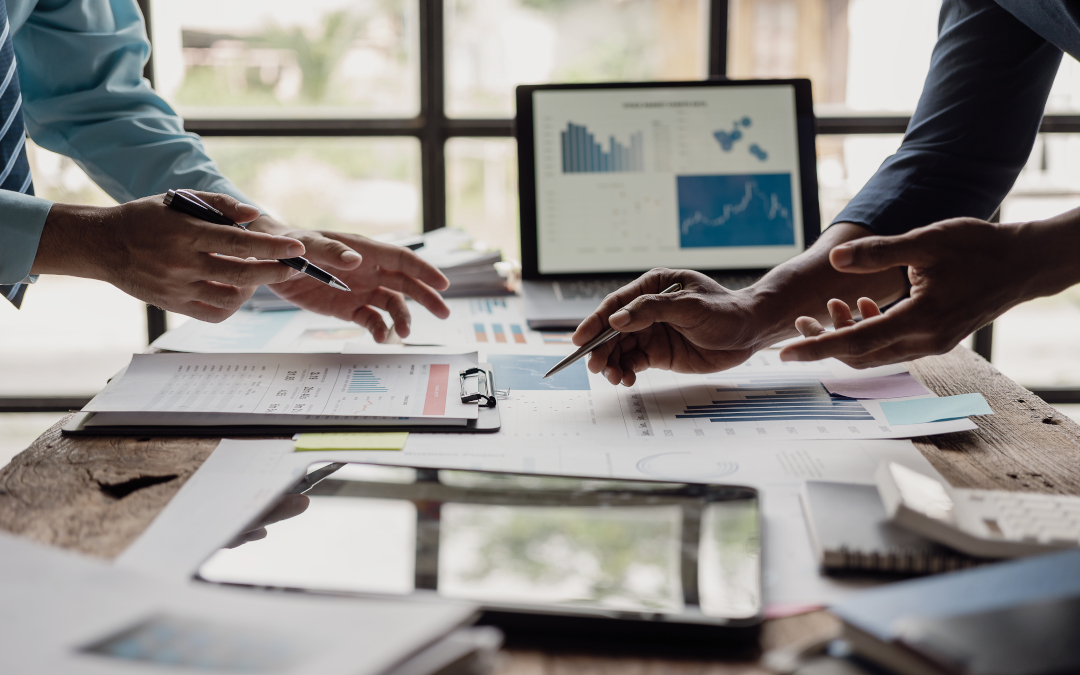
[[1, 345, 1077, 674]]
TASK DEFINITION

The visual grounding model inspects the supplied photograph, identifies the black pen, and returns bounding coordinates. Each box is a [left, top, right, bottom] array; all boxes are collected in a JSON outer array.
[[164, 189, 351, 292]]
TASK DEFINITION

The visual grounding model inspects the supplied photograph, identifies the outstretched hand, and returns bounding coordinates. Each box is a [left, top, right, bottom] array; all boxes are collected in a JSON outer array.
[[780, 217, 1041, 368], [571, 268, 761, 386], [252, 218, 450, 342]]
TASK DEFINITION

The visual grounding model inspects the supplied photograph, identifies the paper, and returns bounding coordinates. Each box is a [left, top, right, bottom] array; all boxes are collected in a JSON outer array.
[[295, 432, 409, 452], [152, 310, 378, 353], [85, 352, 479, 421], [119, 436, 947, 612], [4, 532, 475, 675], [400, 296, 571, 347], [880, 393, 993, 425], [821, 372, 932, 399]]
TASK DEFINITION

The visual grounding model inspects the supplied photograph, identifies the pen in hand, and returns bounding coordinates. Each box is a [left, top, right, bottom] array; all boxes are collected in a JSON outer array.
[[164, 189, 351, 292], [543, 282, 683, 379]]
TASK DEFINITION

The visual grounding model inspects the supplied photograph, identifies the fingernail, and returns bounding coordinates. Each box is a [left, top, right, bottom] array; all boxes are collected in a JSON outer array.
[[239, 202, 258, 212], [341, 250, 361, 263], [832, 245, 854, 268], [609, 310, 630, 328], [286, 243, 304, 256]]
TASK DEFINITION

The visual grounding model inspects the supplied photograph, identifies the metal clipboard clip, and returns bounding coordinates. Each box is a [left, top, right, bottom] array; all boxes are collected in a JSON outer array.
[[459, 366, 508, 408]]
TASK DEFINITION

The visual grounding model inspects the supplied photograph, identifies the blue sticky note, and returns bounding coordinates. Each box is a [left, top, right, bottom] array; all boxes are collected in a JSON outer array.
[[880, 393, 993, 425]]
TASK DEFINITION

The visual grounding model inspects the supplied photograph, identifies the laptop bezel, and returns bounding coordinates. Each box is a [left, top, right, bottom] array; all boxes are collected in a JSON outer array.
[[515, 78, 820, 281]]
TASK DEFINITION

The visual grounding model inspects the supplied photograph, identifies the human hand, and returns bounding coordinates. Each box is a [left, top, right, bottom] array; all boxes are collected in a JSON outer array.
[[30, 193, 306, 322], [250, 217, 450, 342], [779, 217, 1043, 368], [570, 268, 762, 386]]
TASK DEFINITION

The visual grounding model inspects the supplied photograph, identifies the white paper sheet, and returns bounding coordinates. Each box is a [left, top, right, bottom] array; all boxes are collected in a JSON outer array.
[[152, 310, 379, 353], [2, 532, 474, 674], [85, 352, 479, 421], [118, 436, 945, 612]]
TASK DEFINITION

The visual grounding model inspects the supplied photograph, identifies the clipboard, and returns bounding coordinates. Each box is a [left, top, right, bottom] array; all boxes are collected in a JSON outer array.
[[61, 364, 503, 437]]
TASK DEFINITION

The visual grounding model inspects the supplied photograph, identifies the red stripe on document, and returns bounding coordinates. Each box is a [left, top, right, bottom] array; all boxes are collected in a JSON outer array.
[[423, 364, 449, 415]]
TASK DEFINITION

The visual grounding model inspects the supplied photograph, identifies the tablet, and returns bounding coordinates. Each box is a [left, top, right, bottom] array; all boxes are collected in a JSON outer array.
[[196, 463, 763, 649]]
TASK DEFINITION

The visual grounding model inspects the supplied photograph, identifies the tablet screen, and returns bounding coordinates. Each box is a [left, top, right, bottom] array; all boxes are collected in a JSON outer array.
[[197, 464, 762, 634]]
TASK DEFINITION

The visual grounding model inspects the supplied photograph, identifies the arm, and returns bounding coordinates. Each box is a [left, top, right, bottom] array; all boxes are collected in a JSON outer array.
[[575, 0, 1063, 384]]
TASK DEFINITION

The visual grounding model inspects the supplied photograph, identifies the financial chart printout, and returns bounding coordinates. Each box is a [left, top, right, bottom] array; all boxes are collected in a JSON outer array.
[[86, 353, 479, 420], [532, 85, 804, 274]]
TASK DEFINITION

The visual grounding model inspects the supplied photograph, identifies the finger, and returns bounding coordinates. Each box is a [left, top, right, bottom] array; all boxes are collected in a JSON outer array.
[[331, 234, 450, 291], [174, 300, 235, 324], [362, 287, 411, 337], [827, 298, 856, 329], [607, 290, 707, 334], [350, 305, 391, 343], [794, 316, 826, 338], [857, 297, 882, 320], [182, 190, 262, 225], [188, 281, 257, 311], [832, 336, 944, 369], [295, 232, 362, 269], [830, 233, 929, 274], [572, 269, 675, 345], [370, 269, 449, 320], [201, 255, 297, 288], [780, 304, 919, 363], [193, 224, 304, 260]]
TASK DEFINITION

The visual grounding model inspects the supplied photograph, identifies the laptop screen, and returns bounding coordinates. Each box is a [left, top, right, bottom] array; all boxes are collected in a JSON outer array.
[[519, 81, 817, 277]]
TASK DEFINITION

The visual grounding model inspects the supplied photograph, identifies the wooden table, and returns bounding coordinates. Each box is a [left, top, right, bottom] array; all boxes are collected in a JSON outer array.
[[3, 346, 1079, 674]]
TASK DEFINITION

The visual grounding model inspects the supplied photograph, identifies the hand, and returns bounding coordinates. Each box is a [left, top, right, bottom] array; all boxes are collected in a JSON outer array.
[[250, 217, 450, 342], [571, 268, 761, 386], [31, 193, 306, 322], [779, 216, 1051, 368]]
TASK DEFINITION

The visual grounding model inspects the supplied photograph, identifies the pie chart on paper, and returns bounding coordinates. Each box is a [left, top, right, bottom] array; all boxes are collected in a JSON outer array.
[[636, 453, 740, 481]]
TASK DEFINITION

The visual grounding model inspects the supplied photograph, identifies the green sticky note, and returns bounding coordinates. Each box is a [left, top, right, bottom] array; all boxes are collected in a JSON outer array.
[[880, 393, 993, 425], [294, 432, 409, 452]]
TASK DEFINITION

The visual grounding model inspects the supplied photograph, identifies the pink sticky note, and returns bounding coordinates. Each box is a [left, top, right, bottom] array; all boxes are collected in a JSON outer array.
[[820, 372, 931, 399]]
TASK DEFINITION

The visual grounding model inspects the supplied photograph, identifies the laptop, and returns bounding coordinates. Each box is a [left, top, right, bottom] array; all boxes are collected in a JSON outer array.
[[515, 78, 819, 329]]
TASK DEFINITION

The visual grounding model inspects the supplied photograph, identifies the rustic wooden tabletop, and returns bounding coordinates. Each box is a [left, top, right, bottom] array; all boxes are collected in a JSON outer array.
[[2, 346, 1078, 674]]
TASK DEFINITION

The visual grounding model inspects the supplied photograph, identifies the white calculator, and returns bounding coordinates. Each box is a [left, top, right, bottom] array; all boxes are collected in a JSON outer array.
[[876, 462, 1080, 559]]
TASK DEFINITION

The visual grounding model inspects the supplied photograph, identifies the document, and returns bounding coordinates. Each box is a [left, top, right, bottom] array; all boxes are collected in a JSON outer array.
[[821, 372, 932, 399], [84, 352, 479, 422], [4, 531, 475, 675], [880, 392, 993, 425]]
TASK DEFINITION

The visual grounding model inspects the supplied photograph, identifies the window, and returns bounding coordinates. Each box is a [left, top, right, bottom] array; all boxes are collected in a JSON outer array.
[[5, 0, 1080, 413]]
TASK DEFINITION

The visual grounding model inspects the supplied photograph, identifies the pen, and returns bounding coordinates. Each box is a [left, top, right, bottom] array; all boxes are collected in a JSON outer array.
[[543, 282, 683, 379], [164, 189, 351, 292]]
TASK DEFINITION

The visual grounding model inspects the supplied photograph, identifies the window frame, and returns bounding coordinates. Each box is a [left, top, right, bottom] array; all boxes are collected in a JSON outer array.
[[5, 0, 1080, 412]]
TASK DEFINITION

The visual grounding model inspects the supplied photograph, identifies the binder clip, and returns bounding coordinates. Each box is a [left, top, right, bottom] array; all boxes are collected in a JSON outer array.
[[459, 367, 507, 408]]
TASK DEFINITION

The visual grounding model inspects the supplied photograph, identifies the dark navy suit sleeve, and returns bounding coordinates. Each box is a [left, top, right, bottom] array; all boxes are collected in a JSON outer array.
[[833, 0, 1063, 235]]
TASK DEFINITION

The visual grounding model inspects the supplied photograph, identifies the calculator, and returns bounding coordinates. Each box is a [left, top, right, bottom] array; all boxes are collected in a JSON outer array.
[[877, 462, 1080, 559]]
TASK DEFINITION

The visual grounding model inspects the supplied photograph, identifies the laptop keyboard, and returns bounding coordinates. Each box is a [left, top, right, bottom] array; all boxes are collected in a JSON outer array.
[[553, 274, 758, 301]]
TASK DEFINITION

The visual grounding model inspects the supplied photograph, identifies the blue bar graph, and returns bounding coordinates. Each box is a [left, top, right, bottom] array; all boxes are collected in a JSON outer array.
[[347, 369, 388, 393], [560, 122, 643, 173], [675, 372, 875, 422]]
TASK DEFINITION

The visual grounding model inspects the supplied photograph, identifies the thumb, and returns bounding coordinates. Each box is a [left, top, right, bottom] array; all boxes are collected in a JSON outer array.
[[830, 233, 927, 274], [608, 291, 698, 333], [183, 190, 262, 225]]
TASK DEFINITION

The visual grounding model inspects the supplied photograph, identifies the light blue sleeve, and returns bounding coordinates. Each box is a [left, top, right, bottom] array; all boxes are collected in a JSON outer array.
[[0, 190, 51, 284], [13, 0, 253, 204]]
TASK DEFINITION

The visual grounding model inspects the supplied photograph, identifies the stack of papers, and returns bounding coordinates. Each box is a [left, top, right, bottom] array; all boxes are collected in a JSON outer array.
[[81, 352, 480, 428], [0, 531, 479, 674], [414, 228, 510, 297]]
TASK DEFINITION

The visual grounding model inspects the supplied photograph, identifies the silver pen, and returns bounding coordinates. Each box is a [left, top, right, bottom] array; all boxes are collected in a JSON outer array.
[[542, 282, 683, 379]]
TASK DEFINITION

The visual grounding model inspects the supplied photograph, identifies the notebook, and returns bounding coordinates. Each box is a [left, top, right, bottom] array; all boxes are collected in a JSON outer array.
[[802, 481, 982, 575]]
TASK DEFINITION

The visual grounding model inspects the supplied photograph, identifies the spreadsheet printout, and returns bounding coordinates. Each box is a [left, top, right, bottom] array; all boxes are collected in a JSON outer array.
[[85, 353, 479, 421]]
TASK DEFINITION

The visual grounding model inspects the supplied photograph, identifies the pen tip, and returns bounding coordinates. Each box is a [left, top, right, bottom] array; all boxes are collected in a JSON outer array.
[[330, 279, 351, 292]]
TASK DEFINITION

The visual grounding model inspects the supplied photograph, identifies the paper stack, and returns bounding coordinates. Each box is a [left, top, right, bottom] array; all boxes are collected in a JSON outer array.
[[413, 228, 512, 297]]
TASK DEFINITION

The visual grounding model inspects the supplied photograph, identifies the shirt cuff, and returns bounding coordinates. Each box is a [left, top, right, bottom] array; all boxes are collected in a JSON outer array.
[[0, 192, 54, 284]]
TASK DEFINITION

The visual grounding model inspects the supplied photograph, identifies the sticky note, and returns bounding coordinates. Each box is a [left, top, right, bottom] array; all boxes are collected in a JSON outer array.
[[880, 394, 993, 426], [821, 372, 932, 400], [294, 432, 409, 452]]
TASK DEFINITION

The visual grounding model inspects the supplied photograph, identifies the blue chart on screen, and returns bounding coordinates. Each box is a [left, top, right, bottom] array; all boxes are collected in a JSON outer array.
[[561, 122, 643, 173], [677, 370, 874, 423], [677, 173, 795, 248], [487, 354, 590, 391]]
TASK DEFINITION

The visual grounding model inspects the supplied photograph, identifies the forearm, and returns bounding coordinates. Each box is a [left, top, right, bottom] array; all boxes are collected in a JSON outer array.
[[29, 203, 113, 279], [1017, 207, 1080, 301], [743, 223, 908, 348]]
